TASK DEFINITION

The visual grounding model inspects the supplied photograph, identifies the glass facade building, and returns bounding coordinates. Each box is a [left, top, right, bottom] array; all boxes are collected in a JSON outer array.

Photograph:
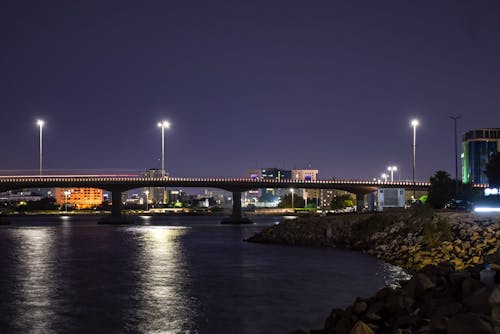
[[462, 128, 500, 184]]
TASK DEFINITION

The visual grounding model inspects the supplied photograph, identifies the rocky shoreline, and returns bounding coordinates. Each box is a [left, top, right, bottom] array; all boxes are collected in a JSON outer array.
[[247, 210, 500, 333]]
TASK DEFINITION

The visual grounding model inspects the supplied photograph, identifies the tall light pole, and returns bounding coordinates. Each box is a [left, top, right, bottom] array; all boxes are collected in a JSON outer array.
[[144, 190, 149, 212], [381, 173, 388, 182], [157, 120, 171, 177], [387, 166, 398, 182], [290, 188, 294, 210], [37, 120, 44, 175], [64, 190, 71, 212], [411, 119, 419, 199], [449, 116, 461, 197]]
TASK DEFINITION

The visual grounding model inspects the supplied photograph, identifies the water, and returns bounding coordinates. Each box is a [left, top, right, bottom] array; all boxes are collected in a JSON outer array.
[[0, 215, 408, 333]]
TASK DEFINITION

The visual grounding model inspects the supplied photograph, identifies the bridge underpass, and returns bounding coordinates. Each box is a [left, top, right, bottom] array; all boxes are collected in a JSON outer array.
[[0, 176, 451, 224]]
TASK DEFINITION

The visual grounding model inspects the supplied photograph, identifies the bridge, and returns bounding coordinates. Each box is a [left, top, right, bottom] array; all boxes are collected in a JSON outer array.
[[0, 175, 486, 223]]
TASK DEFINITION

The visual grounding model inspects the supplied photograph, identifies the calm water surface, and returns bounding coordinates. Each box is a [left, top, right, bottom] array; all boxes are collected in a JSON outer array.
[[0, 215, 408, 333]]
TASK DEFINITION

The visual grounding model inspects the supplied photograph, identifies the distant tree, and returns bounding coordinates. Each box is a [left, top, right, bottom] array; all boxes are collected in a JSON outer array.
[[485, 152, 500, 187], [259, 191, 278, 203], [279, 193, 305, 208], [330, 194, 355, 210], [427, 171, 454, 209], [25, 197, 58, 211], [457, 181, 481, 201]]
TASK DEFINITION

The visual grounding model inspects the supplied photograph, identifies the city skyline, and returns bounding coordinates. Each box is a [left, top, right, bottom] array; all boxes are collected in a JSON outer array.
[[2, 1, 499, 180]]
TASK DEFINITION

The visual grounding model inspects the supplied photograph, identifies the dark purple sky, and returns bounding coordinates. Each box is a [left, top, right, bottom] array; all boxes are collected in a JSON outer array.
[[2, 0, 499, 180]]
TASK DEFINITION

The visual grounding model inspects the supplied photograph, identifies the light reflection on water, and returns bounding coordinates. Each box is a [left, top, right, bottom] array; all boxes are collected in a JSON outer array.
[[126, 226, 197, 333], [0, 217, 409, 333], [13, 228, 58, 333]]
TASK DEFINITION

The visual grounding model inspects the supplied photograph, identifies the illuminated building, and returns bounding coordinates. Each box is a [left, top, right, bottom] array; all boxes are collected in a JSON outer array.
[[141, 168, 168, 204], [260, 168, 292, 200], [462, 128, 500, 184], [54, 188, 103, 209], [292, 169, 319, 202]]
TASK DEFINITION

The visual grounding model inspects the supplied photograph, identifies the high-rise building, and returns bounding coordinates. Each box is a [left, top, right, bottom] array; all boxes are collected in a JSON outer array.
[[462, 128, 500, 184], [54, 188, 103, 209], [292, 169, 319, 202], [141, 168, 167, 204], [260, 168, 292, 199]]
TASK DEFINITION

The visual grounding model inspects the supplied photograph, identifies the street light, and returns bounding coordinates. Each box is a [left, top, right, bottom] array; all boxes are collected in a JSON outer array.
[[381, 173, 388, 182], [37, 119, 44, 175], [387, 166, 398, 182], [449, 116, 461, 196], [64, 190, 71, 212], [144, 190, 150, 211], [290, 188, 295, 210], [157, 120, 171, 177], [411, 119, 419, 198]]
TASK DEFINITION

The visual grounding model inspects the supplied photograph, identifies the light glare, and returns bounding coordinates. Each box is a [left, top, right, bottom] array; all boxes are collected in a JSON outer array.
[[474, 207, 500, 213], [158, 120, 170, 128]]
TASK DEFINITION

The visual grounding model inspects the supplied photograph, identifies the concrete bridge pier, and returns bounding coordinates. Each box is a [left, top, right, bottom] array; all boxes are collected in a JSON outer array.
[[99, 189, 131, 224], [355, 193, 365, 212], [221, 190, 253, 224]]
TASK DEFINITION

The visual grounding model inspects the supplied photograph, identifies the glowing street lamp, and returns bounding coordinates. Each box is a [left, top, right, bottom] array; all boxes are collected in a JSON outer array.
[[157, 120, 171, 177], [144, 190, 150, 211], [381, 173, 388, 182], [387, 166, 398, 182], [37, 119, 44, 175], [290, 188, 295, 210], [64, 190, 71, 212], [411, 119, 419, 198]]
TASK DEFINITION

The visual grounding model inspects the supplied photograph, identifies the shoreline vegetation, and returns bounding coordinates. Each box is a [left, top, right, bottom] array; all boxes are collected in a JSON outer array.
[[247, 209, 500, 334]]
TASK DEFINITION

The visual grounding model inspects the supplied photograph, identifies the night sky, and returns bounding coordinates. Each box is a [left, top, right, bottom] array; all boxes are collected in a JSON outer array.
[[2, 1, 499, 180]]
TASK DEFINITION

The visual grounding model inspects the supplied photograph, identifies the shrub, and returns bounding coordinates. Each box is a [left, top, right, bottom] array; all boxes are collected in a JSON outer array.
[[423, 216, 452, 248]]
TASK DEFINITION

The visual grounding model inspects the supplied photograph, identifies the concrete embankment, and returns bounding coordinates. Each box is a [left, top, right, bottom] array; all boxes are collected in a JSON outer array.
[[247, 210, 500, 333]]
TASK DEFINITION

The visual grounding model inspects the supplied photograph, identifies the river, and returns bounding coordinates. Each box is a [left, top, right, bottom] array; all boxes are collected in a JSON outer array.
[[0, 215, 408, 333]]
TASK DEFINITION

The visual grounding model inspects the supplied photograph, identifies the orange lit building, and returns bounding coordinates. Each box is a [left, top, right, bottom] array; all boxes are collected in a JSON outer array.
[[55, 188, 103, 209]]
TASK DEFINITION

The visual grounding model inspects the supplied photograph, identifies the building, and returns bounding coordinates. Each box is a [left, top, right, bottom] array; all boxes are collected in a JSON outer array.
[[462, 128, 500, 184], [54, 188, 103, 209], [244, 169, 262, 204], [260, 168, 292, 202], [292, 169, 319, 204], [141, 168, 167, 204], [0, 191, 44, 203]]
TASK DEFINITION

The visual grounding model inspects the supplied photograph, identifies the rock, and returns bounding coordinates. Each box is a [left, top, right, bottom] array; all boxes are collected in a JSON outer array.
[[433, 302, 463, 318], [403, 273, 436, 298], [335, 316, 352, 334], [348, 320, 374, 334], [353, 301, 368, 315], [429, 316, 447, 332], [464, 287, 493, 315], [462, 277, 484, 298], [323, 308, 344, 331], [447, 312, 494, 334], [365, 312, 381, 321], [489, 286, 500, 307], [449, 272, 470, 288], [394, 313, 418, 327]]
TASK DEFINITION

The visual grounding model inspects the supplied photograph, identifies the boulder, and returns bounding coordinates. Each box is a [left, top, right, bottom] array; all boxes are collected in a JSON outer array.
[[323, 308, 344, 331], [462, 277, 484, 298], [447, 312, 494, 334], [403, 273, 436, 298], [464, 287, 493, 315], [348, 321, 374, 334], [353, 301, 367, 315]]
